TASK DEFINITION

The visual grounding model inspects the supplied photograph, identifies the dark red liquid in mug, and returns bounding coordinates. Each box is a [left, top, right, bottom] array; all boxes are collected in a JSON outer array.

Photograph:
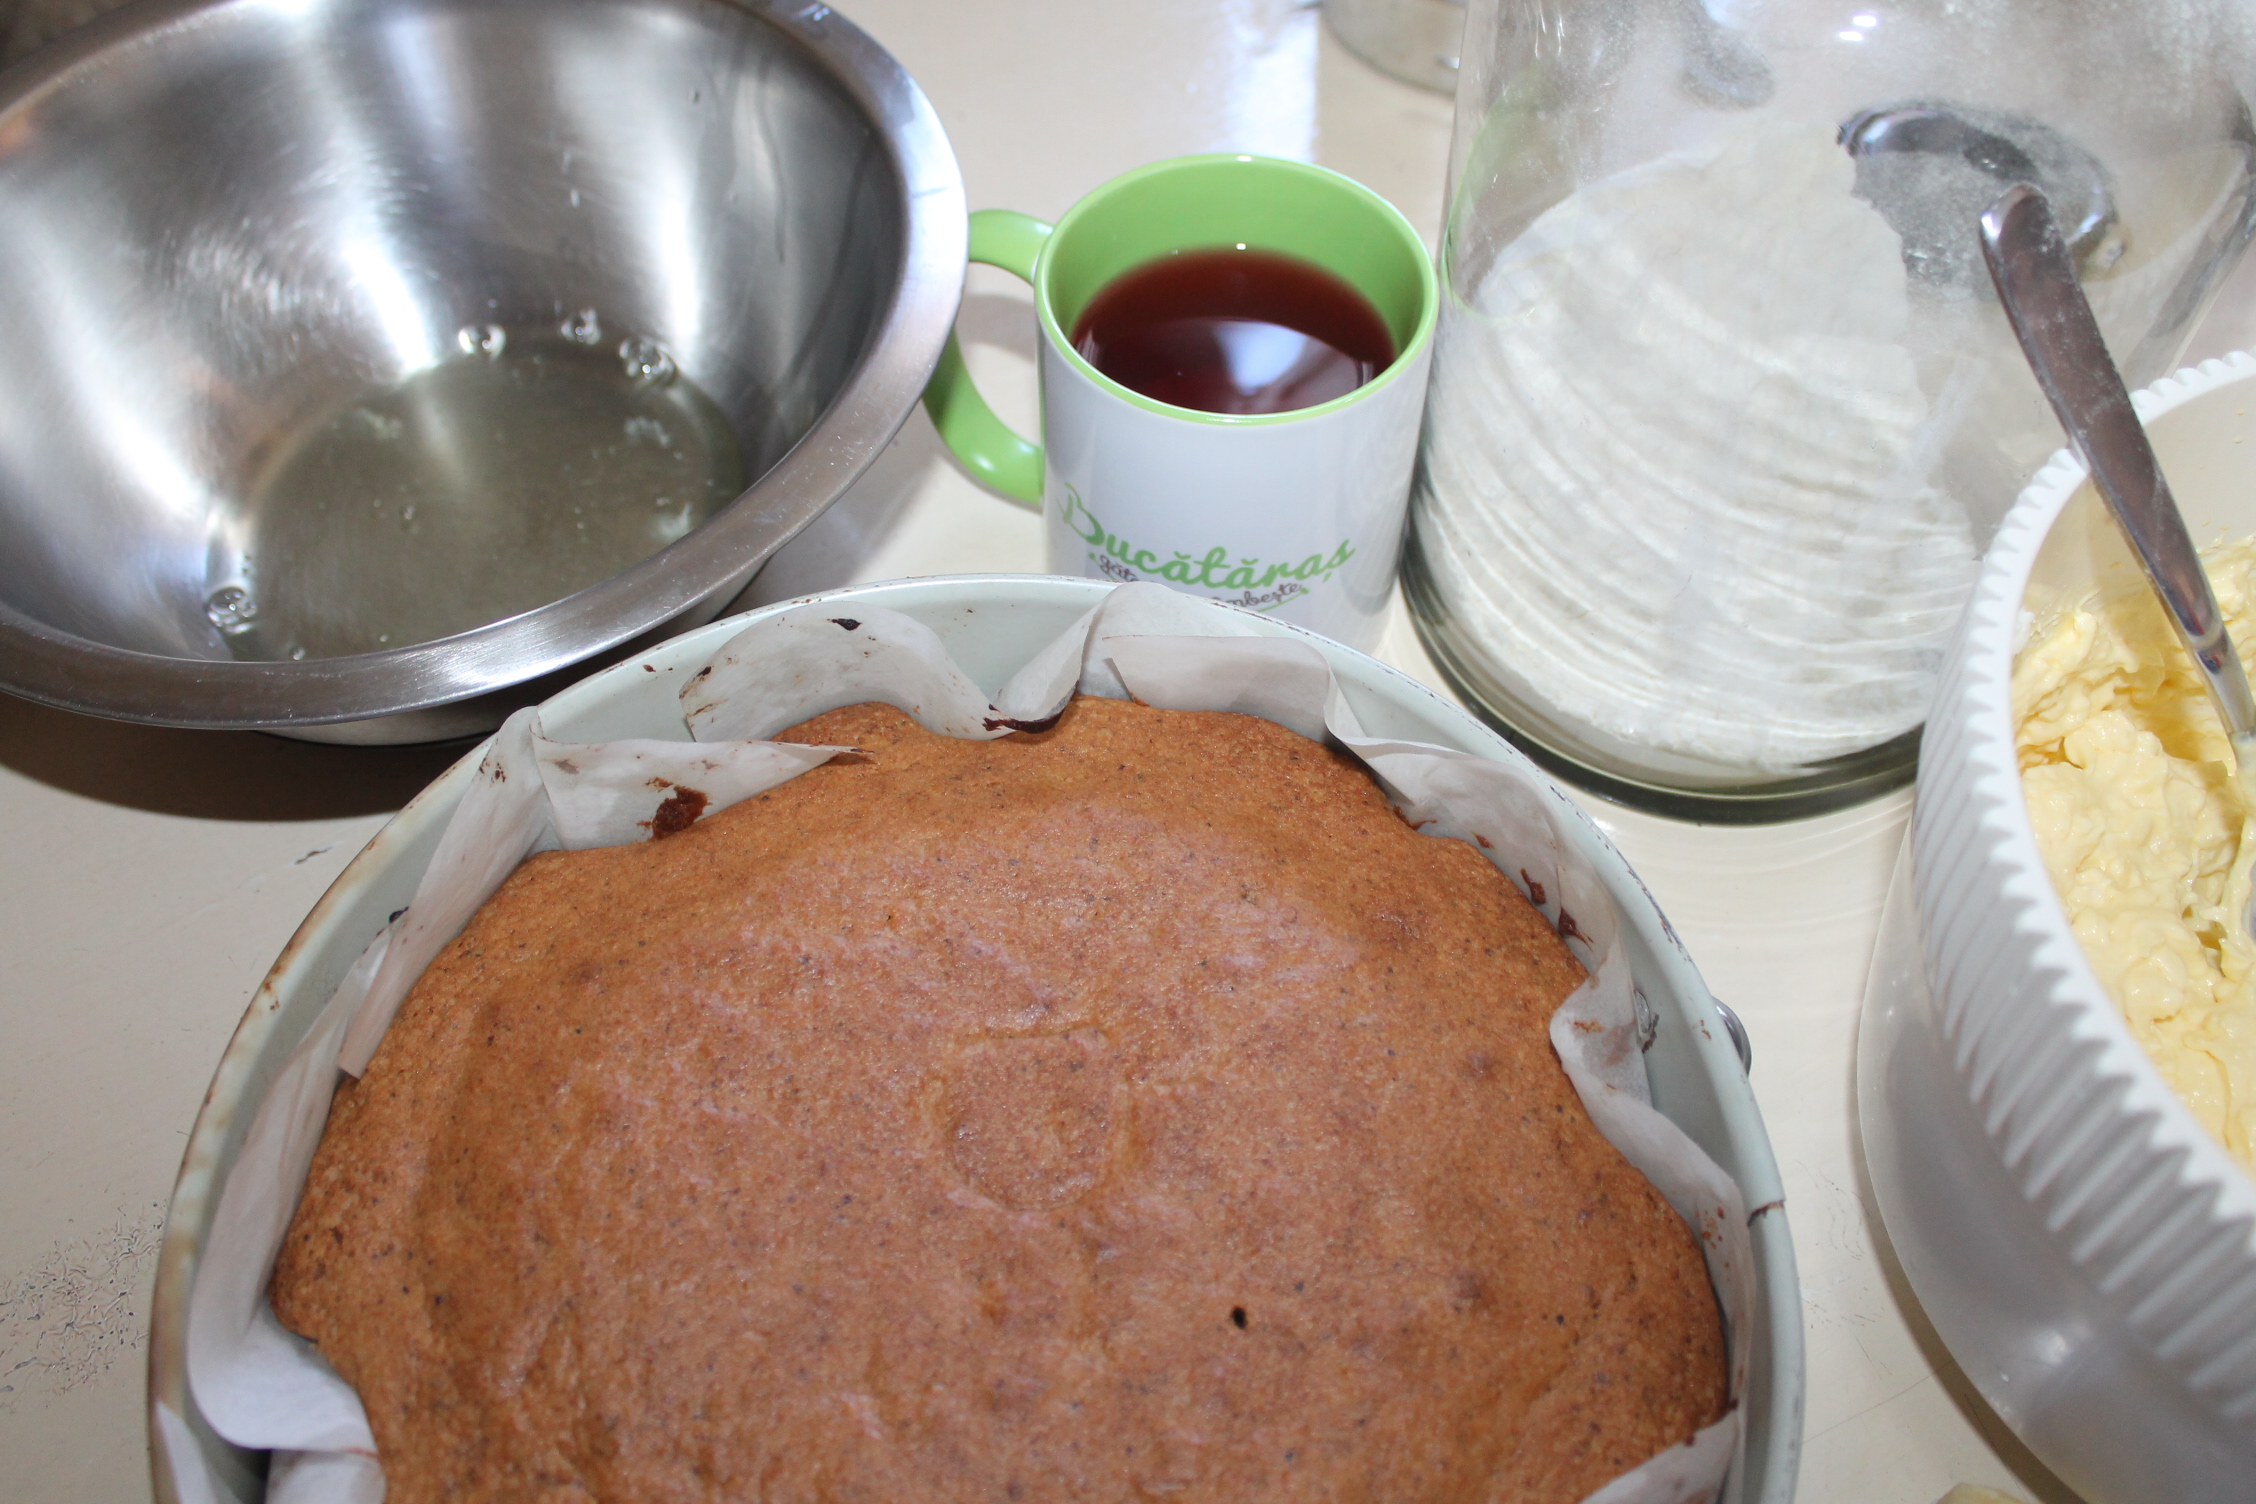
[[1070, 247, 1397, 416]]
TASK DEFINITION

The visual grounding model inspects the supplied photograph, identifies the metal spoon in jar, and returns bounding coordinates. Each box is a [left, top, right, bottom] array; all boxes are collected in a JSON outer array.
[[1981, 182, 2256, 832]]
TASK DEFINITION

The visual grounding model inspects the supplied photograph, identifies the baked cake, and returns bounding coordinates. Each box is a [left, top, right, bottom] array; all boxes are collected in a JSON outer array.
[[272, 696, 1725, 1503]]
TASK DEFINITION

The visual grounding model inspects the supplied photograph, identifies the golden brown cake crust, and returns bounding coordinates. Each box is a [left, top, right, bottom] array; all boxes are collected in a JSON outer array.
[[272, 697, 1724, 1504]]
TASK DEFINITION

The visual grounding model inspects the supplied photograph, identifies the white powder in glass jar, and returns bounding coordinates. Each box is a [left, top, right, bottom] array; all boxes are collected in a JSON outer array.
[[1413, 114, 1979, 771]]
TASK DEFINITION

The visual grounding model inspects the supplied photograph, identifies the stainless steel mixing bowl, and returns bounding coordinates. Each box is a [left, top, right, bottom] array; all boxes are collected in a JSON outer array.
[[0, 0, 963, 742]]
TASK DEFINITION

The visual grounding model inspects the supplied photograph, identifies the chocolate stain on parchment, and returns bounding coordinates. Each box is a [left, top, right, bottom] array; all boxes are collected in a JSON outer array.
[[642, 780, 710, 839], [981, 707, 1064, 734]]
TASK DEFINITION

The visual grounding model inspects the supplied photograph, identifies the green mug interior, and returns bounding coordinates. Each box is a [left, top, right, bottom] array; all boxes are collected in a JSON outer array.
[[1034, 155, 1436, 413]]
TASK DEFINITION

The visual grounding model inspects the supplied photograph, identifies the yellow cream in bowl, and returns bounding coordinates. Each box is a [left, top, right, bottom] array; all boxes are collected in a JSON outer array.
[[2014, 536, 2256, 1173]]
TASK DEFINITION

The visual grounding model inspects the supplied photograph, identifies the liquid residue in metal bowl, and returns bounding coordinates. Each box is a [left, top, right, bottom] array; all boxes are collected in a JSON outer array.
[[207, 322, 748, 661]]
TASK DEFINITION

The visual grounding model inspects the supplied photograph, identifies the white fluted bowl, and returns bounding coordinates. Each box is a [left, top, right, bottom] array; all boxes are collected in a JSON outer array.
[[1860, 354, 2256, 1501]]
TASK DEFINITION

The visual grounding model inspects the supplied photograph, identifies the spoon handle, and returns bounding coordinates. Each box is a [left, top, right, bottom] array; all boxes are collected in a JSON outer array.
[[1980, 182, 2256, 757]]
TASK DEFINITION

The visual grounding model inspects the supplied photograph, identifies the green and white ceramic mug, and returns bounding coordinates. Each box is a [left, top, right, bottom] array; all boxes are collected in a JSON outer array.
[[921, 154, 1437, 651]]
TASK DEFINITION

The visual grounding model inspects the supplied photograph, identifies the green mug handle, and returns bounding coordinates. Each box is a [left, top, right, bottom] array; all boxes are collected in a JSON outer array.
[[922, 208, 1055, 509]]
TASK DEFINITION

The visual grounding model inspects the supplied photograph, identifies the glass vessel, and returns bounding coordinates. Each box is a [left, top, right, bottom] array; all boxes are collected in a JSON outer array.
[[1405, 0, 2256, 819], [1323, 0, 1470, 93]]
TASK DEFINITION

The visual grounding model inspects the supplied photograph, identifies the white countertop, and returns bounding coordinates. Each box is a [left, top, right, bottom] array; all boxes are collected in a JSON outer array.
[[8, 2, 2251, 1499]]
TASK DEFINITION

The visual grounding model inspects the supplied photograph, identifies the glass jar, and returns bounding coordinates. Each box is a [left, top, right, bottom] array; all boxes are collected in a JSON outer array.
[[1405, 0, 2256, 819], [1322, 0, 1470, 93]]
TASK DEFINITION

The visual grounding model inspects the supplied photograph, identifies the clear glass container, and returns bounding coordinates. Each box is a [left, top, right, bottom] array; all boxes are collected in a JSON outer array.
[[1405, 0, 2256, 819], [1322, 0, 1469, 94]]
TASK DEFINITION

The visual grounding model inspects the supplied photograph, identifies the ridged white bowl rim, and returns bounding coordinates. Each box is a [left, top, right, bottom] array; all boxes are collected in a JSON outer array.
[[1925, 351, 2256, 1376]]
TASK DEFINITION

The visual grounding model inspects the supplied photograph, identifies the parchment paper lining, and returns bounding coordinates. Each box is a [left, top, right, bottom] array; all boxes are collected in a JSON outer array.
[[183, 582, 1752, 1504]]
